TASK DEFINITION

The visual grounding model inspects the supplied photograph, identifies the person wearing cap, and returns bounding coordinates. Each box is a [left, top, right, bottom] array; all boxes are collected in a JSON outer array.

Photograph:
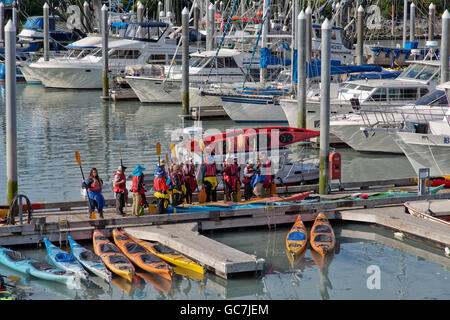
[[182, 158, 197, 204], [243, 160, 256, 201], [113, 165, 128, 216], [201, 154, 218, 202], [153, 160, 169, 214], [130, 165, 146, 216], [223, 156, 241, 202]]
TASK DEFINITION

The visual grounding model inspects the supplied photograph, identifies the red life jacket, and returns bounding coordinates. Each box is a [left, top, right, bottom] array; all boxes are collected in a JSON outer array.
[[203, 162, 216, 177], [182, 164, 197, 192], [154, 177, 168, 192], [130, 174, 145, 194], [88, 177, 102, 191], [113, 171, 126, 193], [223, 163, 239, 190]]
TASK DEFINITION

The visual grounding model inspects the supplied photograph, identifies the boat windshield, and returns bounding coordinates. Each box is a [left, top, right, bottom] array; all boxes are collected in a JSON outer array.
[[123, 23, 168, 42], [414, 90, 448, 106], [398, 63, 439, 82], [189, 56, 210, 68]]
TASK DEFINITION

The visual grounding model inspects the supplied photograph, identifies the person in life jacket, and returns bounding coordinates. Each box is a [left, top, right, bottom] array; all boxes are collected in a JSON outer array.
[[201, 155, 218, 202], [223, 156, 241, 202], [130, 165, 146, 216], [0, 275, 6, 292], [154, 160, 169, 214], [182, 157, 197, 204], [169, 164, 184, 206], [82, 168, 106, 219], [113, 165, 127, 216], [259, 152, 274, 196], [243, 159, 256, 201]]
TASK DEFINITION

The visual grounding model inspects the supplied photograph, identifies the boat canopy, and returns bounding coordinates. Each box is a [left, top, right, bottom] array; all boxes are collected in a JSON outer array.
[[292, 59, 381, 82], [123, 22, 170, 42]]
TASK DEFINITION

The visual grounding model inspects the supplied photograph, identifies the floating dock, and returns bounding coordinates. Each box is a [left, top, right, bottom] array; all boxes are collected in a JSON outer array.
[[1, 178, 449, 278]]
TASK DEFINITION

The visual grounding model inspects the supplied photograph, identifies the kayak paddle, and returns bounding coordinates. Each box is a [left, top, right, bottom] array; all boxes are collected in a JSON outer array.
[[75, 152, 95, 219]]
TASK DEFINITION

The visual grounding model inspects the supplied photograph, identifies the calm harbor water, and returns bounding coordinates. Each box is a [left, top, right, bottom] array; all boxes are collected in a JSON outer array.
[[0, 83, 449, 300]]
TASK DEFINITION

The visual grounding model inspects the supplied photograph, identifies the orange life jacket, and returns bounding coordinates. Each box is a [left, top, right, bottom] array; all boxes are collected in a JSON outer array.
[[88, 177, 102, 191]]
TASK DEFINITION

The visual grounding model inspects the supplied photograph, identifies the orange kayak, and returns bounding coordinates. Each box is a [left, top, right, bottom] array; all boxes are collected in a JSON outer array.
[[127, 233, 205, 275], [310, 213, 335, 257], [112, 229, 173, 281], [286, 214, 308, 258], [93, 229, 135, 282]]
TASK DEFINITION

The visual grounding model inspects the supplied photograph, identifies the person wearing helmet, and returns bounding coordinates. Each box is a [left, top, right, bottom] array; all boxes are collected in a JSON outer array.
[[113, 165, 127, 216], [130, 165, 146, 216], [153, 160, 169, 214]]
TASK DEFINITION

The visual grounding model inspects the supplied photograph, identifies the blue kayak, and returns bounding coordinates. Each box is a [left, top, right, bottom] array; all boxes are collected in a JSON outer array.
[[0, 246, 80, 288], [67, 234, 111, 283], [43, 237, 88, 280]]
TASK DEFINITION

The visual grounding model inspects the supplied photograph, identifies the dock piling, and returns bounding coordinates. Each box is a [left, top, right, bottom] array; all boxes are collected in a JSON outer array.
[[0, 3, 4, 45], [319, 19, 331, 195], [409, 2, 415, 42], [83, 1, 90, 33], [441, 10, 449, 84], [428, 3, 435, 41], [101, 4, 109, 100], [206, 2, 215, 51], [260, 0, 269, 85], [43, 2, 49, 61], [297, 10, 306, 129], [181, 7, 189, 115], [356, 5, 364, 65], [305, 5, 312, 63], [5, 19, 17, 205], [402, 0, 407, 48]]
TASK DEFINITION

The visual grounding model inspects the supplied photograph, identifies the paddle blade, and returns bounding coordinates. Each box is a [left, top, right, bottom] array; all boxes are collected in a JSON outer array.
[[237, 181, 242, 202], [199, 139, 205, 152], [75, 151, 81, 166], [198, 188, 207, 204], [237, 134, 244, 150], [170, 143, 177, 158], [156, 142, 161, 156]]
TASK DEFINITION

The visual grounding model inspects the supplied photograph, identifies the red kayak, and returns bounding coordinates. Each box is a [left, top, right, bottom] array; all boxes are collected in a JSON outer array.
[[189, 127, 319, 153]]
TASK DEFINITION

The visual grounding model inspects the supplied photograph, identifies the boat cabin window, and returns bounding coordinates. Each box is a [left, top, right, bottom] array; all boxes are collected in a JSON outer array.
[[388, 87, 424, 100], [124, 23, 168, 42], [414, 90, 448, 106], [189, 56, 210, 68], [216, 57, 239, 68], [357, 85, 373, 92], [371, 88, 387, 101], [109, 49, 141, 59], [416, 65, 439, 81], [344, 83, 358, 90]]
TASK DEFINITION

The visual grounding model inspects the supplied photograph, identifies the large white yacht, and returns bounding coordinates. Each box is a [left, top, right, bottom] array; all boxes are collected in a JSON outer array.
[[125, 48, 262, 103], [280, 59, 443, 129], [391, 82, 450, 175], [22, 22, 190, 89]]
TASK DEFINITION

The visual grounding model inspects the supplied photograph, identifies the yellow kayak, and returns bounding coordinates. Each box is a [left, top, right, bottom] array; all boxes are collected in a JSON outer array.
[[127, 234, 205, 275]]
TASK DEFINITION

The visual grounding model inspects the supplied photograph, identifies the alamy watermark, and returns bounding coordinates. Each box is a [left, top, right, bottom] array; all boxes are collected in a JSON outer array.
[[366, 265, 381, 290]]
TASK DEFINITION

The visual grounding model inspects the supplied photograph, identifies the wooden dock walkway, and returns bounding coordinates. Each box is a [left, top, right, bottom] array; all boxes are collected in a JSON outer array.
[[1, 178, 450, 278], [125, 223, 265, 278]]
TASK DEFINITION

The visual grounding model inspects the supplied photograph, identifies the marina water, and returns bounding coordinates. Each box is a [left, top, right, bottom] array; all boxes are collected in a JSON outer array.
[[0, 84, 449, 300]]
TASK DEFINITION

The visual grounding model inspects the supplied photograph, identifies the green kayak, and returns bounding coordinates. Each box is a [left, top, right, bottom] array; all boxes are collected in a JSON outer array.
[[0, 289, 14, 300]]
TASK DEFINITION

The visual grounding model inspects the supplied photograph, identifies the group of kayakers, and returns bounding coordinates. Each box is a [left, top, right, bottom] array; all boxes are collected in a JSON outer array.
[[81, 152, 276, 219]]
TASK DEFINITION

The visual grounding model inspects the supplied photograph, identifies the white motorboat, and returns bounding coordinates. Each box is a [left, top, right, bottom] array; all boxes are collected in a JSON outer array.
[[391, 82, 450, 175], [24, 22, 193, 89], [329, 89, 449, 153], [125, 48, 263, 104], [280, 59, 443, 129]]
